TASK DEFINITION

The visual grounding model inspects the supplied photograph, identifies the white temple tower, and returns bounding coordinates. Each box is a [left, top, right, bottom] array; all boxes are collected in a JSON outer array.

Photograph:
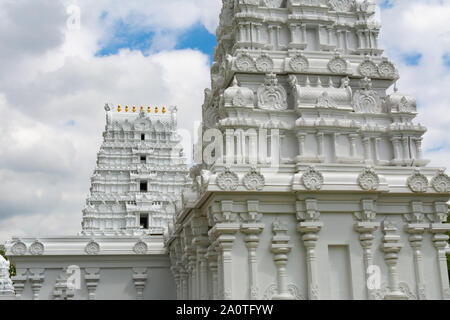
[[81, 104, 191, 236], [168, 0, 450, 300]]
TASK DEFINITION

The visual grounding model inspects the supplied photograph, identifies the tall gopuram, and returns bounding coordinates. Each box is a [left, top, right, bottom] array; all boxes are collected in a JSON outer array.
[[168, 0, 450, 300], [81, 104, 191, 236], [3, 105, 189, 300]]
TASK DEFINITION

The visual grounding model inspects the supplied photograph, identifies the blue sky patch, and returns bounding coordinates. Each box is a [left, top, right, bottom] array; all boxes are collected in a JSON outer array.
[[66, 120, 76, 127], [402, 52, 422, 66], [426, 145, 444, 153], [175, 24, 217, 64], [95, 20, 155, 56], [379, 0, 394, 9], [443, 53, 450, 67]]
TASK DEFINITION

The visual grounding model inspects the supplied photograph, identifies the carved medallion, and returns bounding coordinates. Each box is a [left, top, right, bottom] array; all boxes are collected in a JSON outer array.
[[431, 169, 449, 193], [11, 241, 27, 255], [263, 283, 305, 300], [235, 53, 255, 72], [243, 168, 265, 191], [257, 73, 288, 110], [378, 60, 397, 78], [407, 169, 429, 193], [328, 0, 354, 12], [328, 56, 348, 73], [216, 167, 239, 191], [289, 54, 309, 72], [316, 92, 337, 109], [133, 241, 148, 255], [359, 59, 378, 77], [301, 167, 324, 191], [85, 240, 100, 255], [29, 241, 45, 256], [358, 167, 380, 191], [256, 54, 274, 73]]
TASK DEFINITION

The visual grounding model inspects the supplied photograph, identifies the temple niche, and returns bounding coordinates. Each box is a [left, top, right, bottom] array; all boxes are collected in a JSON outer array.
[[168, 0, 450, 301]]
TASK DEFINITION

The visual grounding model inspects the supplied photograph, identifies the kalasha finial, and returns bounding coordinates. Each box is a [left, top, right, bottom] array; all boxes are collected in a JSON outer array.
[[155, 106, 158, 113], [162, 106, 166, 114], [117, 105, 121, 112], [104, 103, 110, 112]]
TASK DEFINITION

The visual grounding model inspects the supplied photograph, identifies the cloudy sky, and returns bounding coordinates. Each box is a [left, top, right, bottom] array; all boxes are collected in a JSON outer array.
[[0, 0, 448, 242]]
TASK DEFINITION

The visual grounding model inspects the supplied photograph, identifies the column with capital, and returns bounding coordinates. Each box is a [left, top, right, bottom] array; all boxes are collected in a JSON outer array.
[[354, 199, 380, 300], [428, 202, 450, 300], [240, 200, 264, 300], [296, 199, 323, 300], [403, 201, 428, 300]]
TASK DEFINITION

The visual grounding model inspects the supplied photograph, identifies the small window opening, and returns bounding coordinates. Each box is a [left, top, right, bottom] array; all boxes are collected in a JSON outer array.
[[140, 181, 148, 192], [141, 134, 145, 141], [140, 215, 149, 229], [140, 156, 146, 164]]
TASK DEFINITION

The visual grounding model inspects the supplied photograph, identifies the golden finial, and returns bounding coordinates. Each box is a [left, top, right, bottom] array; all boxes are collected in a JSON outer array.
[[133, 105, 136, 113], [162, 106, 166, 114], [140, 106, 144, 112], [125, 105, 129, 112], [148, 106, 151, 113], [155, 106, 158, 114], [118, 105, 121, 112]]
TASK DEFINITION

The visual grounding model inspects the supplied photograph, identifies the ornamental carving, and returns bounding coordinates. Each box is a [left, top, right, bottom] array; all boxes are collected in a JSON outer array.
[[243, 168, 265, 191], [328, 55, 348, 74], [11, 241, 27, 255], [29, 241, 45, 256], [235, 53, 255, 72], [257, 73, 288, 110], [378, 59, 397, 79], [262, 284, 305, 300], [216, 167, 239, 191], [328, 0, 354, 12], [133, 241, 148, 254], [256, 54, 274, 73], [357, 167, 380, 191], [431, 169, 449, 193], [316, 92, 337, 109], [301, 167, 324, 191], [353, 77, 382, 113], [204, 106, 220, 129], [85, 240, 100, 255], [359, 58, 378, 77], [263, 0, 283, 8], [407, 169, 429, 193], [289, 54, 309, 72]]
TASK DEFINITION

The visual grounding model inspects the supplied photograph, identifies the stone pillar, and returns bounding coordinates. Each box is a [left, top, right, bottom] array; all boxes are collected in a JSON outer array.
[[349, 134, 358, 158], [29, 268, 45, 300], [354, 199, 380, 300], [316, 132, 324, 159], [206, 245, 219, 300], [391, 136, 402, 162], [402, 137, 410, 161], [11, 269, 27, 300], [404, 201, 428, 300], [380, 221, 407, 300], [132, 267, 148, 300], [208, 200, 240, 300], [258, 128, 268, 164], [191, 215, 210, 300], [296, 199, 323, 300], [363, 136, 372, 163], [240, 200, 264, 300], [271, 220, 294, 300], [297, 132, 306, 158], [270, 129, 280, 168], [85, 268, 100, 300], [414, 137, 423, 159], [429, 202, 450, 300]]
